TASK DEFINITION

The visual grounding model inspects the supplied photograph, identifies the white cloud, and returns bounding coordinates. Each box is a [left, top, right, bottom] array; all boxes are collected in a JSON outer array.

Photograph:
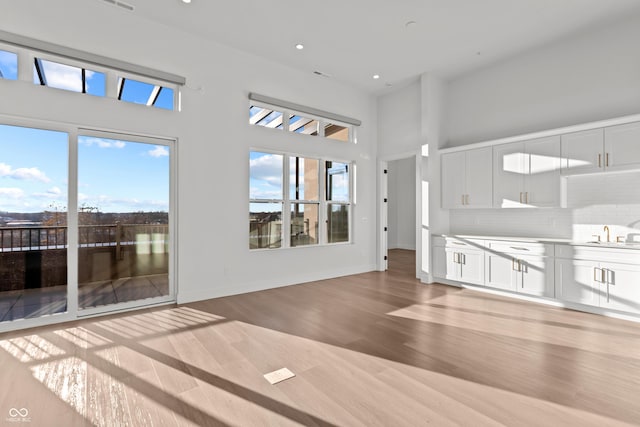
[[149, 146, 169, 157], [250, 154, 283, 186], [79, 137, 126, 149], [0, 187, 25, 199], [0, 162, 51, 183], [37, 61, 96, 92], [33, 186, 64, 199]]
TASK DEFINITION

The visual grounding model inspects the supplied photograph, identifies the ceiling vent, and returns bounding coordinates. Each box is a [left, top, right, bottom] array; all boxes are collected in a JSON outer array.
[[101, 0, 135, 11]]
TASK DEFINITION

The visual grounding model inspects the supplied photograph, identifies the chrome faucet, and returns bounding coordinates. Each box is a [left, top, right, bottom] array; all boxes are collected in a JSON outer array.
[[604, 225, 610, 243]]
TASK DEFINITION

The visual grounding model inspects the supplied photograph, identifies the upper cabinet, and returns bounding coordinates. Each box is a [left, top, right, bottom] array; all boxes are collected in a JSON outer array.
[[604, 121, 640, 172], [493, 136, 561, 208], [561, 128, 604, 175], [441, 147, 492, 209], [561, 122, 640, 175]]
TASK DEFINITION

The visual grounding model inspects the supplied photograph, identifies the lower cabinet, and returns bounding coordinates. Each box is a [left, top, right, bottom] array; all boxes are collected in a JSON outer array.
[[555, 257, 640, 314], [445, 247, 485, 285], [484, 241, 554, 297], [433, 237, 640, 316], [486, 252, 554, 297]]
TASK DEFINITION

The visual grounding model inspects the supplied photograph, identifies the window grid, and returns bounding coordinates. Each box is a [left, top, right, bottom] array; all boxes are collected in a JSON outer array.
[[250, 151, 352, 250]]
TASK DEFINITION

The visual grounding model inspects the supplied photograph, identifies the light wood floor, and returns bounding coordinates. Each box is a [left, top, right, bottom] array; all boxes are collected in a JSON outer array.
[[1, 249, 639, 426]]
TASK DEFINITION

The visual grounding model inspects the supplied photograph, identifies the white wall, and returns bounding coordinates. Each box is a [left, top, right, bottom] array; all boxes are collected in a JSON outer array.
[[388, 158, 416, 250], [0, 0, 378, 304], [377, 81, 421, 158], [445, 11, 640, 147]]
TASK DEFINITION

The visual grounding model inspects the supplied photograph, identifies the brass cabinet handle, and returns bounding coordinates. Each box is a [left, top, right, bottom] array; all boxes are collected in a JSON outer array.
[[525, 192, 529, 204], [594, 267, 600, 282], [465, 194, 470, 205], [606, 153, 609, 167], [598, 153, 602, 168], [461, 194, 465, 205], [512, 258, 517, 271]]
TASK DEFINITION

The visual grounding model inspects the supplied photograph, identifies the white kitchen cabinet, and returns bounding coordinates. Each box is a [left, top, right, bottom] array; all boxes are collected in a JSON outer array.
[[561, 128, 604, 175], [604, 121, 640, 172], [561, 122, 640, 176], [600, 261, 640, 314], [441, 147, 492, 209], [555, 258, 599, 306], [555, 249, 640, 314], [445, 247, 484, 285], [439, 238, 485, 285], [493, 135, 561, 208], [485, 242, 554, 297]]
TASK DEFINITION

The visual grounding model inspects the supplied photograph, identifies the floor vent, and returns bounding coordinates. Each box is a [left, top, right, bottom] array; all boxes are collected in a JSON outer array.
[[263, 368, 295, 385]]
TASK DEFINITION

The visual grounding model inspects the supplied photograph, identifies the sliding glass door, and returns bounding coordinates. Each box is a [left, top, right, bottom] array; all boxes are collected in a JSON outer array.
[[0, 124, 175, 328], [77, 132, 173, 312]]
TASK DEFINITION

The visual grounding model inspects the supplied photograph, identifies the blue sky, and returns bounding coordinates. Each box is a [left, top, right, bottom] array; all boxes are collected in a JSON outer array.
[[0, 125, 170, 214]]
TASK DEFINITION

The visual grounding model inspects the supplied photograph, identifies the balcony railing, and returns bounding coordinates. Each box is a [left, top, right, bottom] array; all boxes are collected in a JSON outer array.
[[0, 224, 169, 252]]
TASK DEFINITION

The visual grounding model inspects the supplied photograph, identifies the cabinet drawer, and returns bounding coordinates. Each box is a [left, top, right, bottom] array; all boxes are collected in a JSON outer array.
[[556, 244, 640, 264], [486, 241, 553, 256], [444, 237, 485, 250]]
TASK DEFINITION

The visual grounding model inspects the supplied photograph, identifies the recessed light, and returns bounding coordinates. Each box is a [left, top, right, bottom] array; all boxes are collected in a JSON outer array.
[[295, 44, 304, 50], [182, 0, 191, 3], [373, 74, 380, 80]]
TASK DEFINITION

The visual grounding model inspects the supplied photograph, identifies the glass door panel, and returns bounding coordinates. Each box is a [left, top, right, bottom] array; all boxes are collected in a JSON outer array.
[[0, 124, 68, 322], [77, 134, 171, 310]]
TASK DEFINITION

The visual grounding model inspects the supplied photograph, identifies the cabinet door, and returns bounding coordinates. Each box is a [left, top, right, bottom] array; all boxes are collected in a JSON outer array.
[[524, 136, 561, 207], [458, 250, 484, 286], [465, 147, 493, 208], [600, 262, 640, 314], [605, 122, 640, 172], [519, 255, 554, 298], [441, 151, 466, 209], [432, 244, 447, 278], [485, 252, 517, 291], [493, 142, 525, 208], [555, 259, 598, 306], [560, 129, 604, 175], [444, 249, 461, 281]]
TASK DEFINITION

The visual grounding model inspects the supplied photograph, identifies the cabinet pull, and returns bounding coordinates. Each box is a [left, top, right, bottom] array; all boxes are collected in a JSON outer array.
[[606, 153, 609, 167], [594, 267, 601, 283], [519, 192, 522, 203], [462, 194, 465, 205], [452, 241, 465, 245], [454, 252, 460, 264], [461, 253, 465, 264], [598, 153, 602, 168], [525, 192, 529, 204], [509, 246, 529, 251], [465, 194, 470, 205], [512, 258, 517, 271]]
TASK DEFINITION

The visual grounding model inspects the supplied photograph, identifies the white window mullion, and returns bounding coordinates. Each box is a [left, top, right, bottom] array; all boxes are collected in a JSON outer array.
[[67, 129, 79, 316], [319, 159, 327, 245], [17, 47, 32, 82], [282, 154, 291, 248]]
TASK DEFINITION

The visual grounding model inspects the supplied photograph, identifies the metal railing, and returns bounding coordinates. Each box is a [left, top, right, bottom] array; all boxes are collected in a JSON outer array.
[[0, 224, 169, 252]]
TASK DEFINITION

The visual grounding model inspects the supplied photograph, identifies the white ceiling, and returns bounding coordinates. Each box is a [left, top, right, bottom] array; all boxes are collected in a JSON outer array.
[[133, 0, 640, 94]]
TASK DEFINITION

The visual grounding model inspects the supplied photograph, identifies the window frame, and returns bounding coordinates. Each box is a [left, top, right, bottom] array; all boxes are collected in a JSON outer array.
[[249, 100, 355, 143], [249, 149, 353, 250]]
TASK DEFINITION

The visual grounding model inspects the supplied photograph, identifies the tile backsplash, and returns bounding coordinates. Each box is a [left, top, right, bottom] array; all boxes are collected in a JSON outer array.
[[449, 171, 640, 242]]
